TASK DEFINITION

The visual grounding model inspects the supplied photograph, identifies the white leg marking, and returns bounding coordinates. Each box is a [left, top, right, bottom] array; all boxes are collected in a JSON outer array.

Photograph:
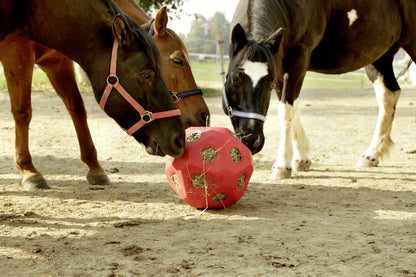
[[242, 61, 268, 87], [347, 9, 358, 26], [291, 100, 310, 164], [358, 76, 400, 166], [270, 101, 295, 179]]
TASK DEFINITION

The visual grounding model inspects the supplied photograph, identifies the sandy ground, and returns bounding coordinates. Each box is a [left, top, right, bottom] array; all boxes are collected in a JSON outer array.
[[0, 87, 415, 276]]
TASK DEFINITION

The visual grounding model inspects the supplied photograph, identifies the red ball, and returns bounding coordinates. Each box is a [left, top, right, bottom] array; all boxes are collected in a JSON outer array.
[[166, 127, 253, 208]]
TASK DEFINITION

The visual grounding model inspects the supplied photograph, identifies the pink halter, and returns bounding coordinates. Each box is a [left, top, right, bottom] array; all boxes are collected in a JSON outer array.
[[100, 40, 181, 136]]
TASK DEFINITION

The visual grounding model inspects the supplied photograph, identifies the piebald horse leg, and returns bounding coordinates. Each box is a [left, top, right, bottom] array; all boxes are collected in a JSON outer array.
[[358, 48, 400, 167], [291, 101, 311, 171], [2, 48, 50, 190], [37, 56, 111, 185], [270, 58, 310, 180]]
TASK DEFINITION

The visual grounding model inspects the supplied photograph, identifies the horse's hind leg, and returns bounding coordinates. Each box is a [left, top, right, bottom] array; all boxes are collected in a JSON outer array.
[[1, 46, 50, 190], [292, 103, 311, 172], [37, 55, 111, 186], [358, 47, 401, 167]]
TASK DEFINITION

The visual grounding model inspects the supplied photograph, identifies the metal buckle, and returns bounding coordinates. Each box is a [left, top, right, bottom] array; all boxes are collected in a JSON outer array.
[[227, 106, 233, 117], [141, 111, 154, 123], [106, 75, 119, 85], [170, 92, 180, 103]]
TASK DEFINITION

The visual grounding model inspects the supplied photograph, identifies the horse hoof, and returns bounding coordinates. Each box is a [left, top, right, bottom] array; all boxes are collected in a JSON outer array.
[[87, 172, 111, 186], [356, 156, 379, 167], [270, 168, 292, 180], [293, 160, 311, 171], [22, 176, 51, 190]]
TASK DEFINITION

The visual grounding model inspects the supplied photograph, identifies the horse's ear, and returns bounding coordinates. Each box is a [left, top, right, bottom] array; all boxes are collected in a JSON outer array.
[[231, 23, 248, 56], [112, 14, 134, 48], [154, 6, 168, 37], [267, 27, 283, 53]]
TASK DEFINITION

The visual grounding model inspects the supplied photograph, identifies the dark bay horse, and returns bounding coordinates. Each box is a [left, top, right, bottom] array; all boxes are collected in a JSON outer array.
[[0, 0, 185, 189], [224, 0, 416, 179]]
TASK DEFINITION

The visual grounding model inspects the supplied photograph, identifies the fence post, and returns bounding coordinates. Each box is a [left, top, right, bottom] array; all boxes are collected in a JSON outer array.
[[218, 40, 225, 84]]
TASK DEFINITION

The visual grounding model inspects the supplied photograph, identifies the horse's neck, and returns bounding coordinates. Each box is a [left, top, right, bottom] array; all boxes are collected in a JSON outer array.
[[21, 0, 114, 92], [112, 0, 151, 25]]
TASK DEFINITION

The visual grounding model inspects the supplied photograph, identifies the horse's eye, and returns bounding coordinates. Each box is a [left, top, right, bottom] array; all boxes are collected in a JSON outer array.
[[232, 77, 241, 88], [140, 73, 151, 80], [171, 58, 184, 67]]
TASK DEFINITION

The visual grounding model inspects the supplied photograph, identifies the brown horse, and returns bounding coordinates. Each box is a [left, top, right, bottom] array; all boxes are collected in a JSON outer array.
[[0, 1, 208, 191], [0, 0, 186, 190]]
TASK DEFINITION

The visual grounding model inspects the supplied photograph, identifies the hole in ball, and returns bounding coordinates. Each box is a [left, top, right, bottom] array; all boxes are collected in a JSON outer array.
[[211, 193, 227, 203], [172, 173, 181, 188], [237, 174, 246, 189], [201, 147, 217, 162], [230, 147, 242, 162], [187, 132, 201, 143], [191, 174, 206, 189]]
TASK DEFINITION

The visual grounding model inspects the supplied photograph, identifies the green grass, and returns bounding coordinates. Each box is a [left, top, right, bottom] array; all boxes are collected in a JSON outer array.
[[190, 60, 379, 95], [0, 67, 55, 94], [0, 62, 406, 96]]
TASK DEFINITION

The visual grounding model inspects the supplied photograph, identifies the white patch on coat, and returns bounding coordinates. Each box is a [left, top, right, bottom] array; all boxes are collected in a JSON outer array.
[[242, 61, 268, 87], [347, 9, 358, 26]]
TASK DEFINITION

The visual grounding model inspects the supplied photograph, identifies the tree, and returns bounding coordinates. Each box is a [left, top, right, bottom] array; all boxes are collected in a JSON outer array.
[[137, 0, 184, 14], [186, 14, 209, 53], [186, 12, 231, 55], [208, 12, 230, 55]]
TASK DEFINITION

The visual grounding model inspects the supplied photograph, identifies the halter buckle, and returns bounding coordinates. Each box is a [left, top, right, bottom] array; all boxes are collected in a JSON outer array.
[[227, 106, 233, 117], [106, 75, 119, 85], [170, 92, 180, 103], [141, 111, 154, 123]]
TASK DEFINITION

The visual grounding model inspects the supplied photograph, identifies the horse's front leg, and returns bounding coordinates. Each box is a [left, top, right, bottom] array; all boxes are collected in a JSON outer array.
[[1, 44, 50, 190], [270, 52, 311, 180], [38, 55, 111, 186]]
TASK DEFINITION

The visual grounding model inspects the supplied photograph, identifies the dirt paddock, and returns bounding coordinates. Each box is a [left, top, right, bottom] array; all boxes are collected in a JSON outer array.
[[0, 87, 415, 276]]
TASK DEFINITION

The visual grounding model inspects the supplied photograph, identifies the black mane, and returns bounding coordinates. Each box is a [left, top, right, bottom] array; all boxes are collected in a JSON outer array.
[[250, 0, 296, 41], [106, 0, 160, 69]]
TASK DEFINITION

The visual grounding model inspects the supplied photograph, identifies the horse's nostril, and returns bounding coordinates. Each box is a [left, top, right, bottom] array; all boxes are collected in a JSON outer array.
[[199, 111, 210, 127], [184, 121, 192, 129], [174, 135, 184, 150]]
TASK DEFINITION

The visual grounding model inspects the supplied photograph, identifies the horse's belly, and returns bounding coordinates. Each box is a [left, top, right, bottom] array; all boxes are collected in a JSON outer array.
[[309, 44, 392, 74]]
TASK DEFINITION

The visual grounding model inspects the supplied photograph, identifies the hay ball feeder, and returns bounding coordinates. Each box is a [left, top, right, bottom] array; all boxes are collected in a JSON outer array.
[[166, 127, 253, 208]]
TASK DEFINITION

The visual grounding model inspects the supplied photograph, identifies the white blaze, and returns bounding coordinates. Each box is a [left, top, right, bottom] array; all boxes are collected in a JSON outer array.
[[347, 9, 358, 26], [242, 61, 268, 87]]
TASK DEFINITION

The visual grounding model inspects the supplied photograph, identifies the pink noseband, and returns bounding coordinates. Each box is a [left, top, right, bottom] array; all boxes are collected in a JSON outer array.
[[100, 40, 181, 136]]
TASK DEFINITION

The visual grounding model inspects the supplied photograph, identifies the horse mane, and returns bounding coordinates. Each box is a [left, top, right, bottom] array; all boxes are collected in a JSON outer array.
[[250, 0, 296, 41], [104, 0, 160, 69], [0, 0, 27, 40]]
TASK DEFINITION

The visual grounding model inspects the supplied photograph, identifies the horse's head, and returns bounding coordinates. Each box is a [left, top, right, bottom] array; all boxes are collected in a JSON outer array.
[[224, 24, 282, 154], [99, 14, 185, 157], [145, 7, 210, 128]]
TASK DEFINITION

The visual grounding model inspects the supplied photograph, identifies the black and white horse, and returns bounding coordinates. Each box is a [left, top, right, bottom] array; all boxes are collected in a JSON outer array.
[[224, 0, 416, 179]]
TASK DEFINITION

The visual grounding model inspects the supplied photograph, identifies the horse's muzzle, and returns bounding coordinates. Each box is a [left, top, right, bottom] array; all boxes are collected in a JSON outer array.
[[234, 119, 265, 154]]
